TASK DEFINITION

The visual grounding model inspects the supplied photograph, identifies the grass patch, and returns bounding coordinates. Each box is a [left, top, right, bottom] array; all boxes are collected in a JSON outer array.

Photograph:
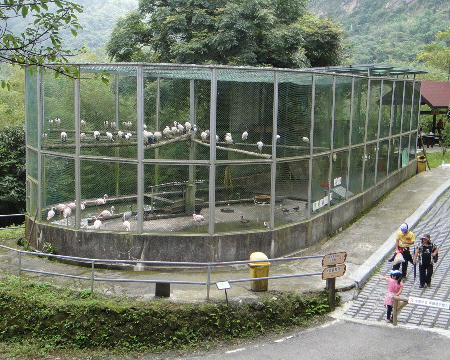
[[0, 226, 24, 244], [424, 151, 450, 168], [0, 276, 336, 358]]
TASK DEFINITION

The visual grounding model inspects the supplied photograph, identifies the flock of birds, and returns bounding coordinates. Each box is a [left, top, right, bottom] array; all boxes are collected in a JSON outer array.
[[48, 117, 311, 153]]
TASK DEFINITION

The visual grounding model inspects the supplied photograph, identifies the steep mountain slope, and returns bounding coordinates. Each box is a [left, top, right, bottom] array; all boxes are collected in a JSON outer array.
[[309, 0, 450, 65]]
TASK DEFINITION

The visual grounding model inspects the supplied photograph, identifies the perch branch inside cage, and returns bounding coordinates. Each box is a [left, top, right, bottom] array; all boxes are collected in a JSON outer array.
[[193, 139, 272, 159]]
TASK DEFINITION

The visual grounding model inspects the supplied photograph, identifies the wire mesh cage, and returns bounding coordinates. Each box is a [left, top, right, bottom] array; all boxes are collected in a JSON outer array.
[[25, 63, 421, 244]]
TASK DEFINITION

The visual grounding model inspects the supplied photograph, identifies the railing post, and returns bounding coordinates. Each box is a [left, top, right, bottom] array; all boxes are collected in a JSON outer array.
[[18, 250, 22, 277], [206, 265, 211, 301], [90, 260, 95, 295]]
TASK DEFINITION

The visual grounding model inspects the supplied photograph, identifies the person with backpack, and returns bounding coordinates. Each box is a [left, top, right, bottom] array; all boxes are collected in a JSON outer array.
[[413, 234, 439, 288]]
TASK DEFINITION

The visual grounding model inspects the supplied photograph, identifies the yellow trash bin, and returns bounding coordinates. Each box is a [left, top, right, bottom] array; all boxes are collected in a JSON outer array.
[[248, 252, 270, 292], [417, 155, 427, 173]]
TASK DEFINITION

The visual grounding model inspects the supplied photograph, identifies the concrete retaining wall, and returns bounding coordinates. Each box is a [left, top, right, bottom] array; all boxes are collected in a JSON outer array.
[[25, 161, 417, 262]]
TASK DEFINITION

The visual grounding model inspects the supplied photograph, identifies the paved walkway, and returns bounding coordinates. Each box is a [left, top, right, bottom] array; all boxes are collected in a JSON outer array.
[[345, 188, 450, 328], [1, 166, 450, 303]]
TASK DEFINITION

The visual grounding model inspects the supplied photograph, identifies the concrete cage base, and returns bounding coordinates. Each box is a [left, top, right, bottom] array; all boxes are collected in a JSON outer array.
[[25, 161, 417, 263]]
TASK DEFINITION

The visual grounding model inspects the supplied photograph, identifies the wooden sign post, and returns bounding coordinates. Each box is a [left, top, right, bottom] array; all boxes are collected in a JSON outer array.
[[322, 252, 347, 311]]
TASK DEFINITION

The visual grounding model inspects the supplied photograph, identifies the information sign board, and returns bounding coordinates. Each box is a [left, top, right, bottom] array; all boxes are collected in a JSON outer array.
[[322, 252, 347, 267], [322, 264, 346, 280]]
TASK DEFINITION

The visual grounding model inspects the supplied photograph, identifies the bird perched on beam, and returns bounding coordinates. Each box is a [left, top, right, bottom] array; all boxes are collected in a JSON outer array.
[[60, 132, 68, 142], [225, 133, 234, 144], [257, 141, 264, 153], [94, 131, 101, 141], [242, 129, 249, 141]]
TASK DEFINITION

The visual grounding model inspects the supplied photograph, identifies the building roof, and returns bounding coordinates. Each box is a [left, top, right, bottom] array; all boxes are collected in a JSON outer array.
[[421, 81, 450, 109]]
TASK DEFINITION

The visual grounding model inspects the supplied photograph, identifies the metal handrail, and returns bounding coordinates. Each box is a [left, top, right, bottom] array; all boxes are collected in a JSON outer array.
[[0, 240, 328, 300]]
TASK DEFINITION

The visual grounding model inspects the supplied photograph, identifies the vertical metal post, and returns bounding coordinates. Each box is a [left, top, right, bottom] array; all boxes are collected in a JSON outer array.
[[90, 260, 95, 294], [392, 297, 398, 326], [415, 83, 422, 158], [407, 81, 415, 160], [37, 69, 43, 222], [307, 75, 316, 218], [270, 72, 279, 229], [361, 78, 370, 192], [328, 76, 336, 208], [398, 81, 406, 169], [374, 80, 383, 184], [386, 80, 396, 175], [25, 68, 29, 214], [75, 75, 81, 229], [155, 77, 160, 185], [346, 78, 355, 200], [115, 75, 120, 197], [206, 265, 211, 301], [187, 79, 196, 214], [208, 68, 217, 235], [137, 66, 144, 234]]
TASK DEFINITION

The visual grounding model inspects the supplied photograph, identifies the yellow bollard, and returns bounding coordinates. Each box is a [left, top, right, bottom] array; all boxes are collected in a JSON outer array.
[[248, 252, 270, 292]]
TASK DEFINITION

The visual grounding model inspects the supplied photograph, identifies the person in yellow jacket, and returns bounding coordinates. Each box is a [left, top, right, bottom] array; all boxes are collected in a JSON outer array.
[[392, 223, 415, 278]]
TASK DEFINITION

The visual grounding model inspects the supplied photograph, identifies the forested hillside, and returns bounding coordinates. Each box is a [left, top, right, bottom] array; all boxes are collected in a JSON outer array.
[[6, 0, 138, 52], [309, 0, 450, 66]]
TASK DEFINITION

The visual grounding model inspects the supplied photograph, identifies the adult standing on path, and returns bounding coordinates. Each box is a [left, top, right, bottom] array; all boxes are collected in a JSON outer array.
[[393, 223, 415, 278], [413, 234, 439, 288]]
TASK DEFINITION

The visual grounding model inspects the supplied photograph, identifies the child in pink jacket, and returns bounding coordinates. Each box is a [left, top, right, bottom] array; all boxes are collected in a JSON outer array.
[[383, 270, 404, 322]]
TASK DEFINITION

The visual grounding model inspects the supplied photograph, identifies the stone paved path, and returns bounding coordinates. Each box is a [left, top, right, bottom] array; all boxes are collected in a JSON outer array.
[[345, 189, 450, 328]]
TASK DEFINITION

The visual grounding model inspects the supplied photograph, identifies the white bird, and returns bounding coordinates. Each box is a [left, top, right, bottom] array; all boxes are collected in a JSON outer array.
[[122, 121, 127, 127], [63, 206, 72, 219], [177, 123, 185, 134], [163, 126, 171, 138], [123, 220, 131, 232], [302, 136, 309, 143], [143, 124, 147, 130], [99, 206, 115, 218], [125, 132, 132, 140], [95, 194, 108, 206], [80, 201, 86, 210], [111, 122, 117, 129], [171, 126, 178, 135], [103, 120, 109, 128], [123, 205, 133, 221], [60, 131, 67, 142], [154, 131, 162, 141], [257, 141, 264, 153], [185, 122, 192, 132], [54, 118, 61, 126], [93, 219, 102, 229], [276, 134, 281, 143], [80, 119, 86, 127], [47, 207, 55, 221], [68, 202, 76, 210], [48, 119, 54, 125], [200, 131, 208, 142], [42, 133, 48, 140], [225, 133, 234, 144], [55, 203, 66, 213], [106, 132, 114, 141], [117, 130, 124, 139], [80, 133, 86, 141], [94, 131, 101, 141], [127, 121, 132, 128], [242, 130, 248, 141], [216, 135, 219, 142], [193, 213, 205, 225]]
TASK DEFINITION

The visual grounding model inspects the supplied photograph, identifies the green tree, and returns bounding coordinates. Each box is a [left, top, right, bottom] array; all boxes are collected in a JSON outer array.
[[107, 0, 342, 68], [417, 28, 450, 80], [0, 125, 25, 213], [0, 0, 84, 87]]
